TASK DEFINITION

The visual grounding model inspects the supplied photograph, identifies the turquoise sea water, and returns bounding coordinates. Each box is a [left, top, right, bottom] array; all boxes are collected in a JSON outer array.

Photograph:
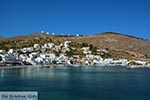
[[0, 66, 150, 100]]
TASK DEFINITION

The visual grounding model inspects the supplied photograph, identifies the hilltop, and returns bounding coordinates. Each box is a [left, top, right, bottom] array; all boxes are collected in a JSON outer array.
[[59, 32, 150, 54], [0, 36, 4, 40], [0, 32, 150, 61], [57, 32, 150, 60]]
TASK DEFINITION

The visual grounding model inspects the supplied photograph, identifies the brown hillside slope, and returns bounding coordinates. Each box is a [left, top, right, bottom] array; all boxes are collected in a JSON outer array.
[[0, 36, 4, 40], [0, 33, 54, 49], [56, 32, 150, 60], [0, 32, 150, 60], [59, 32, 150, 55]]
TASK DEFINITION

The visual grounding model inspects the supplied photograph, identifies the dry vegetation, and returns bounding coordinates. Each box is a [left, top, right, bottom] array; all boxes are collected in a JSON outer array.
[[0, 32, 150, 61]]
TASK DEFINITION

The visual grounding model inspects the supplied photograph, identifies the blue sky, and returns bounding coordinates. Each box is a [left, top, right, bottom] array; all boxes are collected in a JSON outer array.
[[0, 0, 150, 39]]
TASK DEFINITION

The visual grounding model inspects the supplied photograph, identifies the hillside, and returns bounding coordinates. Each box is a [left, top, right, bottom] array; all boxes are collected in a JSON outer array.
[[59, 32, 150, 54], [56, 32, 150, 60], [0, 33, 54, 49], [0, 36, 4, 40], [0, 32, 150, 61]]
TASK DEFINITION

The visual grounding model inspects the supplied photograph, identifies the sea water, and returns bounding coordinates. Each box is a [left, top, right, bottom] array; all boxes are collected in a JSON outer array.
[[0, 66, 150, 100]]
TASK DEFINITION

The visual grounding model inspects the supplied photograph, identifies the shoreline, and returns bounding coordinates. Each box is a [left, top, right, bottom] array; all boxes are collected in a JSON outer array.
[[0, 65, 35, 69], [1, 64, 150, 69]]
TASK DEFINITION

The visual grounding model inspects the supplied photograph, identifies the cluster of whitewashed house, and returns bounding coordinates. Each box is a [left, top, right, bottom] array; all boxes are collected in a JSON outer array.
[[0, 41, 148, 66]]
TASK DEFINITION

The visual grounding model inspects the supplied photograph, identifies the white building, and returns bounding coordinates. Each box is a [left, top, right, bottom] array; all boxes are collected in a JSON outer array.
[[64, 41, 71, 48], [97, 49, 107, 54], [135, 61, 147, 65], [83, 50, 92, 54], [82, 47, 90, 51], [40, 53, 56, 59], [21, 47, 34, 53], [52, 33, 55, 35], [46, 32, 49, 34], [3, 54, 17, 62], [42, 44, 49, 49], [0, 50, 5, 54], [104, 58, 114, 64], [19, 54, 28, 62], [29, 52, 39, 58], [8, 49, 16, 54], [76, 34, 79, 37], [35, 57, 43, 63], [26, 58, 33, 64], [48, 43, 54, 48], [34, 44, 40, 49], [49, 53, 56, 59], [86, 54, 95, 59]]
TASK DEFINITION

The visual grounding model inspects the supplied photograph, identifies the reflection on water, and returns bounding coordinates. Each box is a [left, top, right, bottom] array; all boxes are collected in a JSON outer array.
[[0, 69, 4, 78], [0, 66, 150, 100]]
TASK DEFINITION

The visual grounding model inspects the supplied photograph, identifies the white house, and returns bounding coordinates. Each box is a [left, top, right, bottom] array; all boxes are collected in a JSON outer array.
[[119, 59, 128, 65], [111, 60, 124, 65], [21, 48, 26, 53], [49, 53, 56, 59], [26, 58, 33, 64], [52, 33, 55, 35], [76, 34, 79, 37], [82, 47, 90, 51], [82, 47, 92, 54], [40, 53, 56, 59], [27, 47, 34, 52], [19, 54, 28, 62], [62, 47, 70, 52], [3, 54, 17, 62], [94, 55, 103, 61], [0, 50, 5, 54], [8, 49, 16, 54], [97, 49, 107, 52], [21, 47, 34, 53], [83, 50, 92, 54], [35, 57, 43, 63], [59, 53, 67, 59], [34, 44, 40, 49], [48, 43, 54, 48], [64, 41, 71, 48], [29, 52, 39, 58], [46, 32, 49, 34], [86, 54, 95, 59], [104, 58, 114, 64], [55, 45, 61, 50], [135, 61, 147, 65], [44, 44, 48, 48], [40, 53, 48, 58], [42, 44, 49, 49]]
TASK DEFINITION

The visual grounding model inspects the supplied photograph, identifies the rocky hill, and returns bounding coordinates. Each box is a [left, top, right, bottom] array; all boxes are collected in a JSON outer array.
[[57, 32, 150, 61], [59, 32, 150, 54], [0, 32, 150, 61], [0, 36, 4, 40]]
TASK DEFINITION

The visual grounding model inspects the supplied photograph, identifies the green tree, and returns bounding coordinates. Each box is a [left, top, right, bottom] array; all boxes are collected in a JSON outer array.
[[145, 54, 150, 58], [66, 50, 74, 57], [89, 44, 93, 50], [52, 60, 57, 64], [80, 42, 88, 47], [101, 53, 111, 58], [70, 60, 74, 64], [89, 44, 97, 54], [39, 61, 44, 65], [17, 50, 25, 55]]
